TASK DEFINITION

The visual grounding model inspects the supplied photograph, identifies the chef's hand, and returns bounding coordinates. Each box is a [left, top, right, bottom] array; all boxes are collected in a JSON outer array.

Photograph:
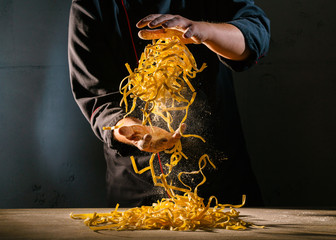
[[113, 117, 186, 153], [136, 14, 251, 61], [136, 14, 211, 44]]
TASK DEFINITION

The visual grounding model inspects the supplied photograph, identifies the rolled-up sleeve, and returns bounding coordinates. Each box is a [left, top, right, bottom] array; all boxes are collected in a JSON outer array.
[[221, 0, 271, 72]]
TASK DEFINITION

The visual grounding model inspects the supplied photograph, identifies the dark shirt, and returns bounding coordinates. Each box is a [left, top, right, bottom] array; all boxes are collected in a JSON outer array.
[[68, 0, 270, 207]]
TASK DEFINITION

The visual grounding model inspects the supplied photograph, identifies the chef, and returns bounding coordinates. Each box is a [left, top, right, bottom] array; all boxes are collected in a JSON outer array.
[[68, 0, 270, 207]]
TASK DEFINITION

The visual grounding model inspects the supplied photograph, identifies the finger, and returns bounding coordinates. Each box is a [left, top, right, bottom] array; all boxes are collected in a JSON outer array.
[[138, 29, 167, 40], [153, 138, 168, 151], [172, 123, 187, 138], [146, 14, 175, 28], [183, 26, 194, 39], [183, 25, 203, 44], [138, 29, 190, 42], [136, 14, 162, 28], [162, 16, 190, 31], [137, 134, 152, 150]]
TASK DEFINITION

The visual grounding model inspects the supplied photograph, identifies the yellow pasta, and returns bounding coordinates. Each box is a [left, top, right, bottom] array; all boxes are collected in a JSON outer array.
[[71, 153, 254, 231], [72, 36, 261, 231], [119, 36, 206, 135], [70, 194, 252, 231]]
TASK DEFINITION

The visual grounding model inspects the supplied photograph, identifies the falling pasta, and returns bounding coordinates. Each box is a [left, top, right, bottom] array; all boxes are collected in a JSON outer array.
[[119, 36, 206, 134], [71, 154, 254, 231], [72, 36, 261, 231]]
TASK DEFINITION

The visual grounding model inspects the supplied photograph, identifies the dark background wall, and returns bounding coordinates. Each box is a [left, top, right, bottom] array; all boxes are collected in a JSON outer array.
[[234, 1, 336, 208], [0, 0, 335, 208]]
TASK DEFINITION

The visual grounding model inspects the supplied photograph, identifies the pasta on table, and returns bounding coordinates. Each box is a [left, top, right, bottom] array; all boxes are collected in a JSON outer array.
[[71, 37, 261, 231]]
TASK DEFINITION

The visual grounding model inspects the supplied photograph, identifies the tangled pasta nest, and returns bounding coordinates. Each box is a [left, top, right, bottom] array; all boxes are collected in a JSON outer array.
[[72, 37, 260, 231], [70, 195, 250, 231], [119, 36, 206, 133]]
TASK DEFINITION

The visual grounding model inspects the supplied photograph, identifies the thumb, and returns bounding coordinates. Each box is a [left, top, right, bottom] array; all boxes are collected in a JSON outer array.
[[172, 123, 187, 138]]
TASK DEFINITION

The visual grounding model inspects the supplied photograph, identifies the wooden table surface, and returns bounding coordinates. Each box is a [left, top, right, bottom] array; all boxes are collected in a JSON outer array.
[[0, 208, 336, 240]]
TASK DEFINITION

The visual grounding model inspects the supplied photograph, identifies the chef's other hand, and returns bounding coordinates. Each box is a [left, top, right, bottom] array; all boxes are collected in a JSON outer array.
[[136, 14, 210, 44], [113, 117, 186, 153]]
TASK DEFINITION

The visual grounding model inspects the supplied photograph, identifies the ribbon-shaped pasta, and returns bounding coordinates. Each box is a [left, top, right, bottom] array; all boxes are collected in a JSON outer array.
[[72, 37, 261, 231]]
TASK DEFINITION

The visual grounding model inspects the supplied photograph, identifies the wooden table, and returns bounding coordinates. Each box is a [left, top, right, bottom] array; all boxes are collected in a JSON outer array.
[[0, 208, 335, 239]]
